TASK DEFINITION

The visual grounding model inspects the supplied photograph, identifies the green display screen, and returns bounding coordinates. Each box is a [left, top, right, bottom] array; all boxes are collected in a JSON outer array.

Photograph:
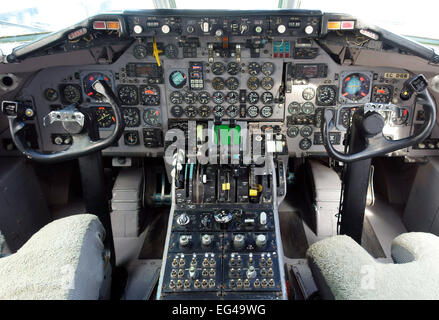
[[214, 125, 241, 146]]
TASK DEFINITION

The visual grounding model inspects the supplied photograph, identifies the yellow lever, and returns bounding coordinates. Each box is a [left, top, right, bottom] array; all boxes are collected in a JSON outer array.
[[152, 37, 163, 66]]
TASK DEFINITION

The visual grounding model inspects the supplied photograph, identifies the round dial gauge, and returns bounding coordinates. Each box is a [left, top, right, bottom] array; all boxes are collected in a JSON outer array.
[[260, 105, 273, 118], [164, 44, 179, 59], [300, 125, 313, 138], [122, 107, 140, 127], [44, 88, 58, 102], [302, 87, 315, 101], [301, 102, 315, 115], [212, 77, 225, 90], [262, 62, 275, 76], [341, 73, 371, 102], [124, 131, 139, 145], [140, 85, 160, 105], [226, 91, 239, 104], [226, 105, 239, 118], [83, 72, 112, 101], [316, 85, 337, 106], [62, 84, 81, 104], [197, 91, 211, 104], [212, 91, 225, 104], [261, 92, 274, 104], [288, 102, 301, 115], [227, 62, 240, 75], [118, 85, 138, 105], [287, 126, 299, 138], [143, 108, 161, 126], [170, 105, 184, 118], [247, 62, 261, 75], [170, 91, 183, 104], [199, 105, 211, 117], [339, 108, 352, 128], [133, 44, 149, 59], [96, 107, 115, 128], [183, 91, 197, 104], [247, 91, 259, 104], [261, 77, 274, 90], [211, 62, 226, 75], [314, 108, 324, 128], [247, 105, 259, 118], [226, 77, 239, 90], [213, 105, 225, 118], [299, 138, 312, 150], [184, 105, 198, 118], [169, 70, 187, 89], [372, 85, 393, 103], [247, 77, 260, 90]]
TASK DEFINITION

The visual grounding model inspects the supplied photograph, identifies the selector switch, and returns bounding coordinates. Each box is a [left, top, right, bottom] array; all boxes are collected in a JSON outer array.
[[233, 234, 245, 250], [201, 234, 212, 246], [256, 234, 267, 248], [177, 213, 190, 226], [179, 235, 191, 247], [246, 266, 257, 279]]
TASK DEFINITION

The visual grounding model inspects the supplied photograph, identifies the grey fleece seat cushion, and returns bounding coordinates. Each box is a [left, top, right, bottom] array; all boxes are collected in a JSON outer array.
[[0, 214, 106, 300], [306, 232, 439, 299]]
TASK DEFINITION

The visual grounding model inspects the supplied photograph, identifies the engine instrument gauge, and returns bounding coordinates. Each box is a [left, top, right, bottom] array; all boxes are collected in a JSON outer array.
[[95, 107, 115, 128], [299, 138, 312, 150], [226, 77, 239, 90], [197, 91, 211, 104], [140, 85, 160, 105], [247, 91, 259, 104], [287, 126, 299, 138], [211, 62, 226, 75], [260, 105, 273, 118], [184, 105, 198, 118], [212, 91, 225, 104], [227, 62, 240, 75], [169, 70, 187, 89], [133, 44, 149, 59], [302, 87, 315, 101], [199, 105, 211, 117], [371, 85, 393, 103], [316, 85, 337, 106], [300, 125, 313, 138], [170, 105, 184, 118], [44, 88, 58, 102], [247, 62, 261, 75], [262, 62, 275, 76], [212, 77, 225, 90], [341, 73, 371, 102], [83, 72, 112, 101], [226, 91, 239, 104], [122, 107, 140, 127], [164, 44, 179, 59], [62, 84, 82, 104], [124, 131, 140, 145], [314, 108, 324, 127], [288, 102, 301, 115], [183, 91, 197, 104], [213, 105, 225, 118], [170, 91, 183, 104], [247, 105, 259, 118], [226, 105, 239, 118], [118, 85, 138, 105], [143, 108, 161, 126], [247, 77, 260, 90], [261, 77, 274, 90], [261, 92, 274, 104], [301, 102, 315, 115]]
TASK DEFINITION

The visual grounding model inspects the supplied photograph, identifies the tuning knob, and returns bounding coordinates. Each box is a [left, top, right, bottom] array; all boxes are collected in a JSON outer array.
[[133, 25, 143, 34], [201, 234, 212, 246], [177, 213, 190, 226], [161, 24, 170, 34], [179, 235, 190, 247], [246, 266, 257, 279], [256, 234, 267, 248], [304, 25, 314, 35], [233, 234, 245, 250], [277, 24, 286, 34]]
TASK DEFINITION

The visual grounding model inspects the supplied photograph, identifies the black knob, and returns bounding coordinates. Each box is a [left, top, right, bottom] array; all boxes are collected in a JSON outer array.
[[362, 112, 385, 137]]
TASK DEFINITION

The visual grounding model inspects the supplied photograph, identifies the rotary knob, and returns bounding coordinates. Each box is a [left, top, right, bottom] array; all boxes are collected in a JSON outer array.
[[177, 213, 190, 226], [179, 235, 190, 247], [133, 25, 143, 34], [256, 234, 267, 248], [304, 25, 314, 35], [161, 24, 170, 34], [201, 234, 212, 246], [277, 24, 286, 34], [233, 234, 245, 250], [246, 266, 257, 279]]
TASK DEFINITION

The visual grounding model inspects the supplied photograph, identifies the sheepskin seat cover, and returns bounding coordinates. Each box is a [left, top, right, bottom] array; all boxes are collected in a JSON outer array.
[[306, 232, 439, 299], [0, 214, 106, 300]]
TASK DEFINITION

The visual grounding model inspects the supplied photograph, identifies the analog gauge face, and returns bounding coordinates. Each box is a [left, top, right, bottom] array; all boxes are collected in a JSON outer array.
[[261, 77, 274, 90], [118, 85, 138, 105], [83, 72, 112, 101], [164, 44, 179, 59], [124, 131, 139, 145], [62, 84, 81, 104], [247, 77, 259, 90], [212, 77, 225, 90], [44, 88, 58, 102], [133, 44, 149, 59], [287, 126, 299, 138], [227, 62, 240, 75], [247, 91, 259, 104], [262, 62, 275, 76], [314, 108, 324, 128], [212, 91, 225, 104], [170, 105, 184, 118], [140, 85, 160, 105], [392, 107, 409, 125], [288, 102, 301, 115], [184, 105, 198, 118], [197, 91, 211, 104], [302, 87, 316, 101], [247, 62, 261, 75], [143, 108, 161, 126], [212, 62, 226, 75], [122, 107, 140, 127], [170, 91, 183, 104], [96, 107, 115, 128], [301, 102, 315, 115], [213, 105, 225, 118], [261, 92, 274, 104], [226, 77, 239, 90], [247, 105, 259, 118], [299, 138, 312, 150], [199, 105, 211, 117], [169, 70, 187, 89], [183, 91, 197, 104], [316, 85, 337, 106], [260, 105, 273, 118], [341, 73, 371, 102], [339, 108, 352, 128], [372, 85, 393, 103], [300, 125, 313, 138], [226, 91, 239, 104], [226, 105, 239, 118]]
